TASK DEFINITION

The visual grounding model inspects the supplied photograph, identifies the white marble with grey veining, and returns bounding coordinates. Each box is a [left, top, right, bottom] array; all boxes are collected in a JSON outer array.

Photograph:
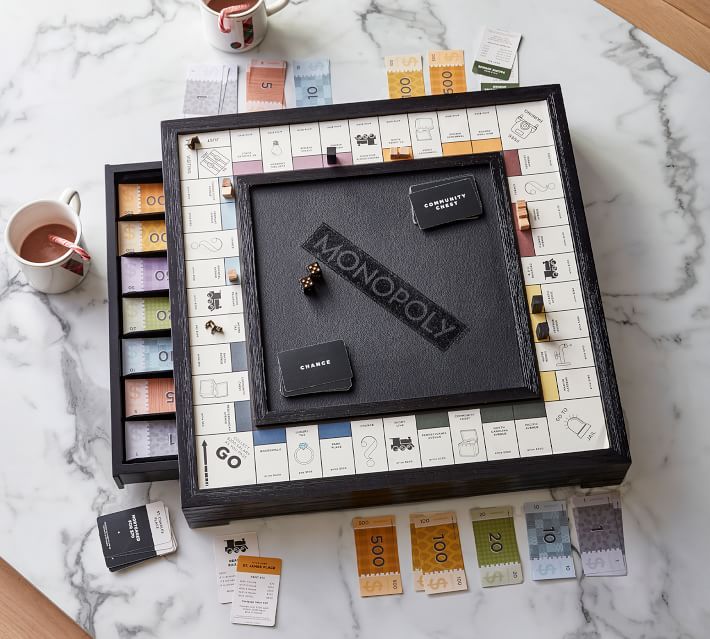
[[1, 1, 709, 637]]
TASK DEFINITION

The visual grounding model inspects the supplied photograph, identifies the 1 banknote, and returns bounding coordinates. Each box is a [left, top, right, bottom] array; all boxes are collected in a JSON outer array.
[[428, 50, 467, 94], [352, 515, 403, 597], [183, 64, 239, 117], [571, 492, 627, 576], [384, 54, 425, 99], [124, 420, 177, 460], [412, 511, 467, 594], [471, 506, 523, 587], [524, 500, 576, 580]]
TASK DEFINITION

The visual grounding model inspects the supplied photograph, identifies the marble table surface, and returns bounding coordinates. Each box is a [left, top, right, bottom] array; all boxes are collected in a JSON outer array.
[[1, 1, 709, 637]]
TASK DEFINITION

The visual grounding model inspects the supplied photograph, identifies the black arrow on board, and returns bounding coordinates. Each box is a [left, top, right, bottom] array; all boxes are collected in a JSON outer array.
[[202, 439, 209, 487]]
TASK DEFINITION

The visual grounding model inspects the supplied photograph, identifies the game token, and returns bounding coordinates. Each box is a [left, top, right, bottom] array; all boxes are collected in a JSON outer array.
[[186, 135, 200, 149], [530, 294, 544, 314], [326, 146, 337, 164], [536, 322, 550, 340], [228, 268, 239, 283], [390, 146, 412, 159], [221, 177, 234, 199]]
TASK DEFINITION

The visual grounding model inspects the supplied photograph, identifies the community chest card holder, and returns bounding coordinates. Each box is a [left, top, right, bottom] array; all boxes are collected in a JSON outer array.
[[160, 85, 630, 528]]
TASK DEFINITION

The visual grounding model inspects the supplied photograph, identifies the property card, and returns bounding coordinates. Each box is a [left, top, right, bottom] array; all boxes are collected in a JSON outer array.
[[213, 530, 260, 603], [472, 27, 521, 80], [524, 501, 576, 580], [571, 493, 627, 576], [409, 176, 483, 229], [231, 556, 282, 627], [471, 506, 524, 586], [480, 55, 519, 91], [413, 512, 468, 594], [352, 515, 403, 596]]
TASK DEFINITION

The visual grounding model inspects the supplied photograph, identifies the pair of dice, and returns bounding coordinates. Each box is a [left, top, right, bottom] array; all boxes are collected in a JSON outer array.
[[300, 262, 322, 294]]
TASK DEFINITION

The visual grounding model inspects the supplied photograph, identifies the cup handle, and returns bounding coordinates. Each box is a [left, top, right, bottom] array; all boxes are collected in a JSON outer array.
[[266, 0, 289, 16], [59, 188, 81, 216]]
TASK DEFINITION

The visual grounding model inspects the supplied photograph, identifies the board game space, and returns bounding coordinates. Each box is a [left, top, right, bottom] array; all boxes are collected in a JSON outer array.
[[160, 86, 630, 527], [237, 154, 538, 426]]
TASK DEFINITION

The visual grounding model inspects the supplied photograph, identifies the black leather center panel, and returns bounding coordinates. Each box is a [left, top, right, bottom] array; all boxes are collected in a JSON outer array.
[[236, 154, 539, 426]]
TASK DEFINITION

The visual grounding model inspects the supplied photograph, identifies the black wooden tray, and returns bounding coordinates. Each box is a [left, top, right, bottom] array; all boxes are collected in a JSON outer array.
[[106, 162, 179, 487]]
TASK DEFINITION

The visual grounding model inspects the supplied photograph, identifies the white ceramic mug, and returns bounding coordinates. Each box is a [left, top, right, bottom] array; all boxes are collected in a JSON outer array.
[[199, 0, 289, 52], [4, 189, 91, 294]]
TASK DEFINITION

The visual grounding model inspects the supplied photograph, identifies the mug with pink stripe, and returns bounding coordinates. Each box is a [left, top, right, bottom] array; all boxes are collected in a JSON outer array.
[[199, 0, 289, 52], [4, 189, 91, 294]]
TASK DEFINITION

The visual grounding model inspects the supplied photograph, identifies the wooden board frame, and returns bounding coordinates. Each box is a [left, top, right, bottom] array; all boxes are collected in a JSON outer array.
[[236, 153, 540, 426], [105, 162, 179, 487], [161, 85, 630, 528]]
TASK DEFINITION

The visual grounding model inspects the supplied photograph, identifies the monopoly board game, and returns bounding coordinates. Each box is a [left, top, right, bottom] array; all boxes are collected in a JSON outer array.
[[161, 85, 630, 528]]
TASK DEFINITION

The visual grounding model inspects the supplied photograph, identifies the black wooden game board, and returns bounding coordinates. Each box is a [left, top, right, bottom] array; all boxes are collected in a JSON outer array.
[[161, 86, 630, 528]]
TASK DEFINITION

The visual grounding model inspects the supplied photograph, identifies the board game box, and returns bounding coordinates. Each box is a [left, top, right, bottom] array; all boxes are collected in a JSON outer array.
[[160, 85, 630, 528]]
